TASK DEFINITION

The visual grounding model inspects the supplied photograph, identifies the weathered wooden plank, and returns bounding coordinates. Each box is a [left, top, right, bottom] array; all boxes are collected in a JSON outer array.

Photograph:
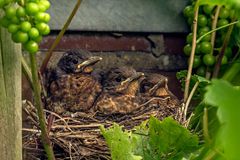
[[48, 0, 188, 32], [0, 27, 22, 159]]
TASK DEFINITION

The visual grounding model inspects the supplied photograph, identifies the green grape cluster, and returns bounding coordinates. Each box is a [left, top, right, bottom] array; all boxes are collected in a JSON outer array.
[[183, 1, 235, 77], [0, 0, 51, 53]]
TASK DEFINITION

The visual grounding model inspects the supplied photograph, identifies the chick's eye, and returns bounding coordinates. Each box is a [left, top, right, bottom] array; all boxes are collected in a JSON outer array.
[[115, 77, 122, 82], [141, 83, 152, 92], [72, 59, 78, 64]]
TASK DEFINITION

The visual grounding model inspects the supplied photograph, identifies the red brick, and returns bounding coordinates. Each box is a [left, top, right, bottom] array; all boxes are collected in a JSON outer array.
[[40, 34, 151, 52], [164, 34, 186, 55]]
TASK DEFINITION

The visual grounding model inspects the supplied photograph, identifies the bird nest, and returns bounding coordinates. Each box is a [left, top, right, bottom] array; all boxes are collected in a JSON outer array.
[[22, 96, 181, 160]]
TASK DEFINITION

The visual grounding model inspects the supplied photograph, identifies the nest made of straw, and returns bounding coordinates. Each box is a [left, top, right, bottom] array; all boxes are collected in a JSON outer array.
[[23, 94, 182, 160]]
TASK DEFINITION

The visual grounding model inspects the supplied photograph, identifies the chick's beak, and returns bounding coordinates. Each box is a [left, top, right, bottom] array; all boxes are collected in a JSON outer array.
[[121, 72, 144, 86], [76, 56, 102, 70]]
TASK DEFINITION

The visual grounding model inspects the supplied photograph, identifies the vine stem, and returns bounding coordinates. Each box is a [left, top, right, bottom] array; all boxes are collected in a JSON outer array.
[[212, 19, 235, 78], [184, 1, 199, 102], [29, 53, 55, 160], [196, 20, 239, 43], [183, 81, 199, 122], [203, 107, 211, 144], [40, 0, 82, 74], [22, 55, 33, 87], [210, 6, 221, 54]]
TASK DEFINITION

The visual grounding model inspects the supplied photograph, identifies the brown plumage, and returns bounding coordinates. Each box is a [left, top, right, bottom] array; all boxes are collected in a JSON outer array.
[[47, 50, 102, 114], [140, 73, 170, 97], [139, 73, 180, 118], [94, 66, 144, 114]]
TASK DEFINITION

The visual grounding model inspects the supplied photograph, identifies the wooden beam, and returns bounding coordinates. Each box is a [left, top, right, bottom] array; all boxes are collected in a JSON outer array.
[[0, 27, 22, 159]]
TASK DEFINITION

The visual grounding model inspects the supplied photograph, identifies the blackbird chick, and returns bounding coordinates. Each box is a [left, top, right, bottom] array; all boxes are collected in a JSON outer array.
[[47, 50, 102, 114], [140, 73, 170, 97], [94, 66, 144, 114], [140, 73, 180, 118]]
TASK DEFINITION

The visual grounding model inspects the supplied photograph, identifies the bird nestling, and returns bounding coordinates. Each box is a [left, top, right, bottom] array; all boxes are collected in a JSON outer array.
[[46, 50, 103, 114], [139, 73, 180, 118], [140, 73, 170, 97], [94, 66, 144, 114]]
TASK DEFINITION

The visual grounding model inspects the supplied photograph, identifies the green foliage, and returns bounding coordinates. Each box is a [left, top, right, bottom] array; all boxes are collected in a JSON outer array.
[[148, 117, 199, 160], [199, 0, 240, 9], [176, 70, 209, 99], [100, 124, 142, 160], [101, 117, 199, 160], [204, 79, 240, 159]]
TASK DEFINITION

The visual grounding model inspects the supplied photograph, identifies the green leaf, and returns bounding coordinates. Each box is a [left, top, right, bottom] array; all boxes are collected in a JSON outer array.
[[148, 117, 199, 160], [176, 71, 209, 100], [205, 79, 240, 159], [199, 0, 226, 6], [195, 75, 210, 83], [100, 124, 142, 160]]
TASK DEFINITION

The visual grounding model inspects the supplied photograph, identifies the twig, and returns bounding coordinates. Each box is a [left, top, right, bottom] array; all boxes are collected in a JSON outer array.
[[51, 124, 102, 129], [44, 109, 73, 132], [184, 0, 200, 102], [139, 97, 170, 107], [196, 20, 239, 44], [22, 55, 33, 88], [210, 6, 221, 52], [184, 113, 194, 128], [231, 47, 240, 62], [183, 81, 199, 122], [212, 19, 235, 78], [40, 0, 83, 74], [29, 53, 55, 160], [203, 107, 211, 144]]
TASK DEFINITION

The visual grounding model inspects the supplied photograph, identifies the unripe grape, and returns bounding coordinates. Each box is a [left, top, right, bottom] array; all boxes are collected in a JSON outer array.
[[39, 0, 50, 10], [10, 16, 20, 24], [195, 43, 201, 55], [43, 13, 50, 23], [186, 33, 193, 44], [24, 40, 39, 53], [15, 31, 29, 43], [8, 24, 19, 33], [0, 16, 10, 28], [26, 2, 39, 15], [219, 7, 230, 19], [200, 41, 212, 54], [198, 15, 208, 27], [203, 5, 215, 15], [33, 36, 42, 43], [192, 56, 201, 68], [203, 54, 215, 66], [35, 12, 46, 21], [20, 21, 32, 32], [41, 24, 50, 35], [183, 5, 194, 18], [184, 44, 192, 56], [36, 22, 48, 34], [5, 6, 16, 19], [28, 27, 39, 39], [16, 6, 26, 18], [217, 19, 229, 27]]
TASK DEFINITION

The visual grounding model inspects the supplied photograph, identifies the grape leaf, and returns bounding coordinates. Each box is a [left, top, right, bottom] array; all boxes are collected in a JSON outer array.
[[176, 70, 209, 99], [148, 117, 199, 160], [101, 118, 199, 160], [100, 124, 142, 160], [205, 79, 240, 159], [199, 0, 240, 8]]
